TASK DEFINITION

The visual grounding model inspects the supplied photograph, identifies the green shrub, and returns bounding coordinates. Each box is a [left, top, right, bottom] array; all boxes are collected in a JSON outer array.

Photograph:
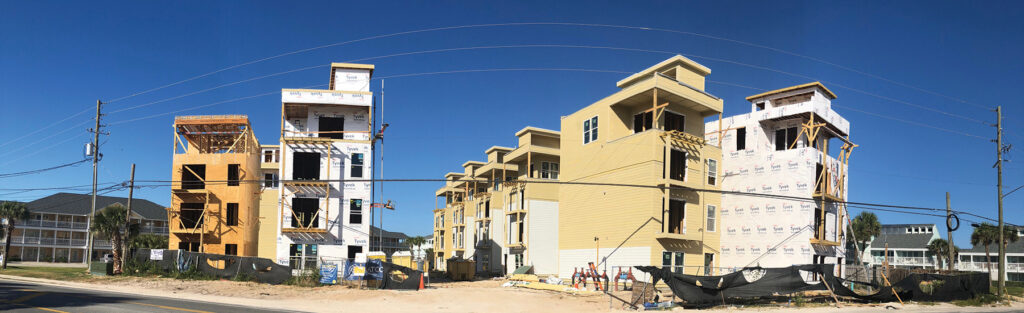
[[285, 269, 322, 287], [232, 272, 258, 282], [792, 294, 806, 307]]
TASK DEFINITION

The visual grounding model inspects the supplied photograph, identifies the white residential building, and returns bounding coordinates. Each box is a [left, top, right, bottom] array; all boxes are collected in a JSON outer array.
[[706, 82, 852, 277], [275, 63, 374, 270], [958, 227, 1024, 282], [862, 224, 942, 269]]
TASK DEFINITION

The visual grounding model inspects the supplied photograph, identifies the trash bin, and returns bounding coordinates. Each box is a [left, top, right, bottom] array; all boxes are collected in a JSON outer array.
[[89, 261, 113, 276]]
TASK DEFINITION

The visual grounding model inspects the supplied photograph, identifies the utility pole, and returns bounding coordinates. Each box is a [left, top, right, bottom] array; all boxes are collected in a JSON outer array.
[[946, 192, 954, 271], [995, 105, 1006, 297], [123, 164, 135, 271], [86, 99, 104, 272]]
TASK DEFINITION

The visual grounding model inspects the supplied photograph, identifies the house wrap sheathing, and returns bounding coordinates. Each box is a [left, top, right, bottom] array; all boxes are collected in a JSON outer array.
[[704, 82, 854, 276], [275, 63, 374, 268]]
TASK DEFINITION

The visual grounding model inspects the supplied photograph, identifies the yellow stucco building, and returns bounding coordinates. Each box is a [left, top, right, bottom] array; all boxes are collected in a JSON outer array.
[[432, 127, 561, 276], [257, 144, 281, 260], [557, 55, 723, 278], [168, 115, 262, 256]]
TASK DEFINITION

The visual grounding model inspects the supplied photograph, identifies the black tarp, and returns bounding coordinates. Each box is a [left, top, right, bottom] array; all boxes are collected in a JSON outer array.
[[132, 249, 292, 285], [636, 264, 988, 305], [380, 261, 424, 290]]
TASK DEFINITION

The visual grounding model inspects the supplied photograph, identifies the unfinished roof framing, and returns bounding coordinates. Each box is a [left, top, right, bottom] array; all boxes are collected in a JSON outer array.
[[173, 115, 259, 154]]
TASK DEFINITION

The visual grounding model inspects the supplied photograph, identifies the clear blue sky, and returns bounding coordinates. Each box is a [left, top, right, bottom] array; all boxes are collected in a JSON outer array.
[[1, 1, 1021, 247]]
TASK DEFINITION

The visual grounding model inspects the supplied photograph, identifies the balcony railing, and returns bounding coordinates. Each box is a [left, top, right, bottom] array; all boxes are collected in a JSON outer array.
[[871, 256, 936, 266], [8, 236, 89, 247], [958, 262, 1024, 273], [17, 220, 89, 230], [139, 225, 169, 234]]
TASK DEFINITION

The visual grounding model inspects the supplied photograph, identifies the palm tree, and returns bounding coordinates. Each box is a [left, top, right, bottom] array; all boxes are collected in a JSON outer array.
[[91, 204, 134, 274], [406, 236, 425, 258], [927, 238, 958, 269], [850, 212, 881, 256], [971, 223, 998, 277], [0, 201, 30, 269]]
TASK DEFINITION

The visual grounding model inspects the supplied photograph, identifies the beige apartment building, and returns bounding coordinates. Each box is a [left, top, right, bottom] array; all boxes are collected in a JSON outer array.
[[432, 127, 561, 276], [431, 55, 733, 279], [557, 55, 724, 278], [257, 144, 281, 260]]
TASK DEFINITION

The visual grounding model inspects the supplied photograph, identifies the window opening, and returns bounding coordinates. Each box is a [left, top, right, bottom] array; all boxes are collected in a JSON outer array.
[[668, 199, 685, 234], [227, 164, 239, 186], [180, 203, 204, 228], [226, 203, 238, 226], [670, 150, 686, 181], [664, 111, 685, 133], [319, 116, 345, 139], [633, 111, 653, 133], [293, 152, 320, 180], [736, 127, 746, 150], [181, 164, 206, 189], [291, 198, 319, 228]]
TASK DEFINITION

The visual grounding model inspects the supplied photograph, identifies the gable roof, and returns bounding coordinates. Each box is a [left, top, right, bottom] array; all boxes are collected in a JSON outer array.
[[370, 226, 408, 240], [869, 232, 936, 249], [25, 193, 168, 221]]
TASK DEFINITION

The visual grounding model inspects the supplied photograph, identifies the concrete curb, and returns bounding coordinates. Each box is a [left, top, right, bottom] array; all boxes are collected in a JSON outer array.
[[0, 274, 307, 312]]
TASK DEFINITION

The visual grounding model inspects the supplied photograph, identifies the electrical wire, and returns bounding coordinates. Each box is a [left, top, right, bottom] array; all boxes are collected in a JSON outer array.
[[0, 159, 90, 179], [8, 22, 994, 150], [123, 177, 1018, 227]]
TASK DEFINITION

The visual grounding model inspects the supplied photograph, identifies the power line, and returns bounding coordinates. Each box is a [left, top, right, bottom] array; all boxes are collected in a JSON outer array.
[[0, 159, 90, 179], [12, 43, 993, 151], [8, 22, 992, 149], [832, 104, 989, 140], [123, 177, 1017, 226], [706, 78, 990, 141]]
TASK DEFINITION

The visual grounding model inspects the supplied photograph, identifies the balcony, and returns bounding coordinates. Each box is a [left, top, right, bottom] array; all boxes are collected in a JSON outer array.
[[139, 225, 169, 234], [9, 236, 88, 247], [871, 255, 940, 268], [958, 262, 1024, 273], [17, 220, 89, 230]]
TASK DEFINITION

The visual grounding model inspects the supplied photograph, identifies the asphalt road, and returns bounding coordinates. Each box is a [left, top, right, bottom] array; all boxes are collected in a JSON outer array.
[[0, 278, 292, 313]]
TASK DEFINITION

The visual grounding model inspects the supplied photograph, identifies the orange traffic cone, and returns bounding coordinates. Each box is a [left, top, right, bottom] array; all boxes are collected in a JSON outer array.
[[419, 273, 425, 290]]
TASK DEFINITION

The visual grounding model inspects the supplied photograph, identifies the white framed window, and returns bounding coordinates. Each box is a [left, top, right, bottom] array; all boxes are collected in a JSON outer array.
[[706, 205, 717, 232], [662, 251, 685, 275], [583, 116, 598, 144], [707, 159, 717, 186], [540, 162, 559, 179]]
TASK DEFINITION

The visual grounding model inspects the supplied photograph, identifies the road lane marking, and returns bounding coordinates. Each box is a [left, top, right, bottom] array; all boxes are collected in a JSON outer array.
[[1, 300, 69, 313], [127, 301, 216, 313], [11, 292, 48, 303]]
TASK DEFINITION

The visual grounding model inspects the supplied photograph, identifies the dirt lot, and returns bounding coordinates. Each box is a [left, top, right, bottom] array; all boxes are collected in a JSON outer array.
[[25, 276, 613, 312], [2, 274, 1022, 312]]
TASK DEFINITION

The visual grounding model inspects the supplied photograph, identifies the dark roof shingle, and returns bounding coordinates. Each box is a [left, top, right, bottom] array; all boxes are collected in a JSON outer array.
[[25, 193, 167, 221]]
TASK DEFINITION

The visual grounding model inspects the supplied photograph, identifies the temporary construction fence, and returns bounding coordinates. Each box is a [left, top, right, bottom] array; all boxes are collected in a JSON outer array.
[[318, 257, 425, 290], [131, 249, 292, 284], [636, 264, 989, 306]]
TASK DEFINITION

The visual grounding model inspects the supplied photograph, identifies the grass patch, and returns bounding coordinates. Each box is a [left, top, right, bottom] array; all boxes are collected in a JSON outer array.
[[0, 266, 92, 281], [953, 293, 1006, 307], [1005, 281, 1024, 297]]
